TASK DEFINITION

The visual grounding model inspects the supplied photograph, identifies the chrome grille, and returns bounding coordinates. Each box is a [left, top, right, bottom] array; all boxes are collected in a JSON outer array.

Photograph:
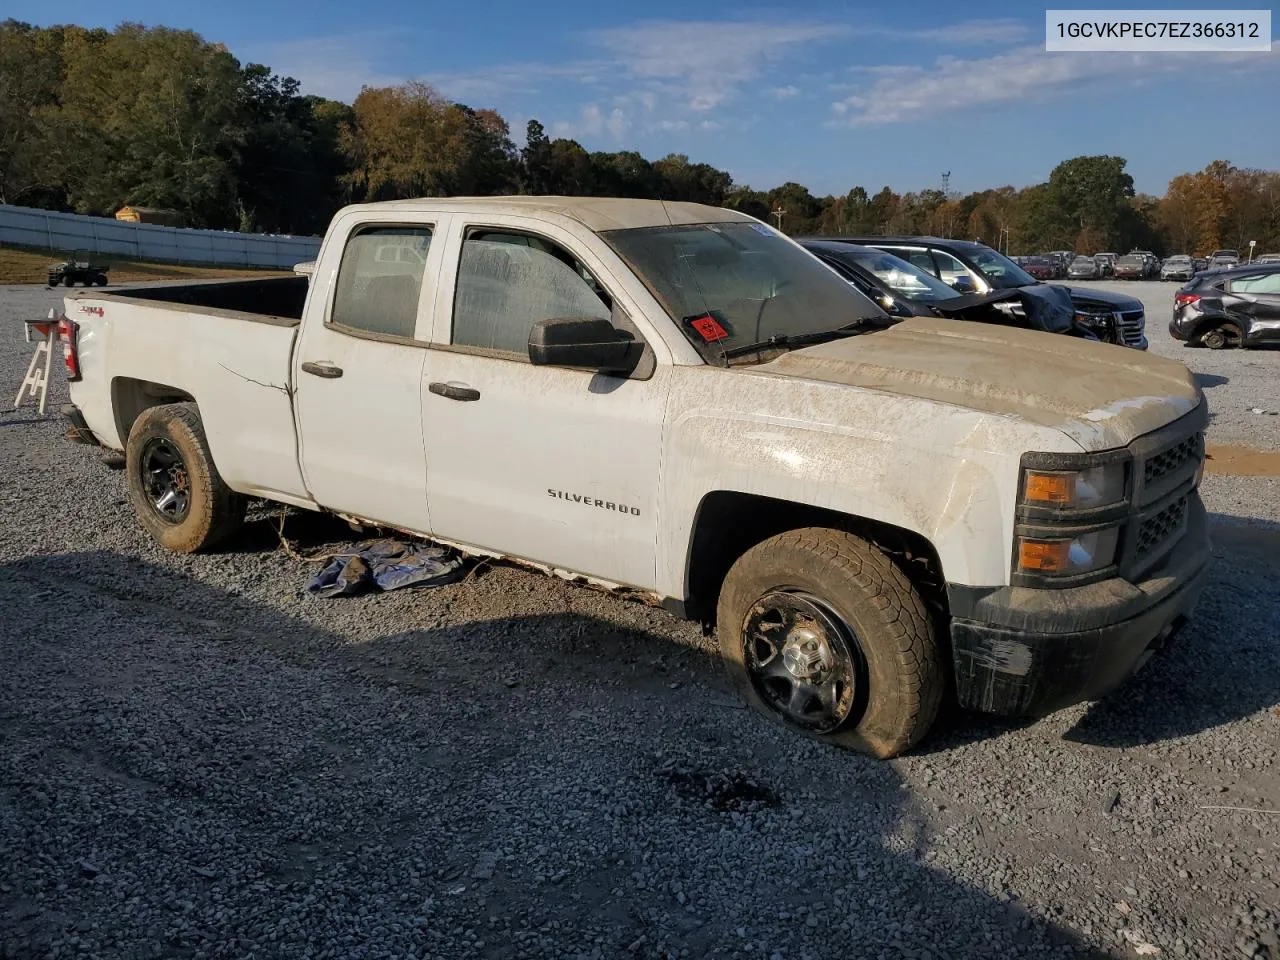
[[1144, 433, 1201, 487], [1115, 309, 1145, 346], [1135, 496, 1188, 559]]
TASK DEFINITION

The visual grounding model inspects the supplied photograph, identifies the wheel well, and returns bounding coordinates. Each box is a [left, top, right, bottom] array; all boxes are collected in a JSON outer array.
[[682, 491, 948, 629], [1192, 316, 1242, 340], [112, 378, 195, 446]]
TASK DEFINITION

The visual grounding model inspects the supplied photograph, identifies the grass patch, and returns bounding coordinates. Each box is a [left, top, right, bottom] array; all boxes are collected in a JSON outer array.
[[0, 245, 290, 285]]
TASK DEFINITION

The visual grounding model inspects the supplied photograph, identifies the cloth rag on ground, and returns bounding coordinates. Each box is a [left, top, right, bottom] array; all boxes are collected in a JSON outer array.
[[307, 539, 466, 598]]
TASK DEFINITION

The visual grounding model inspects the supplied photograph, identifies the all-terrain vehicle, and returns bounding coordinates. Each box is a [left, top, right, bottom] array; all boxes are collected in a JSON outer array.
[[47, 250, 110, 288]]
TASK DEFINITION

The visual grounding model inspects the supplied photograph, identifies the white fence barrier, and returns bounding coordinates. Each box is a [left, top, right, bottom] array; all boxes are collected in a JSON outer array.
[[0, 204, 321, 269]]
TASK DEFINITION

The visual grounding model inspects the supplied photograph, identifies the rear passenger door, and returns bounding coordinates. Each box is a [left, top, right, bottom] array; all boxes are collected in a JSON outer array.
[[294, 219, 446, 532], [420, 220, 669, 590]]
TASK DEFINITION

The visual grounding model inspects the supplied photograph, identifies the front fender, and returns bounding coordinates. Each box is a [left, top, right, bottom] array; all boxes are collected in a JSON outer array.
[[657, 369, 1081, 599]]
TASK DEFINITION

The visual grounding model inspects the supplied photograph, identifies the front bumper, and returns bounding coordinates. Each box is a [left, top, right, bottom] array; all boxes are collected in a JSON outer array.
[[947, 495, 1211, 716]]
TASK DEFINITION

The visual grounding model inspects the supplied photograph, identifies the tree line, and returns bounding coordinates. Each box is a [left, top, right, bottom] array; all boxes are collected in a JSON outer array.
[[3, 20, 1278, 256]]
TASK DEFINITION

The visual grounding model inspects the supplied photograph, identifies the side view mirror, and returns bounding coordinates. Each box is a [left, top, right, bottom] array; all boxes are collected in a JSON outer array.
[[949, 276, 976, 294], [528, 317, 641, 374]]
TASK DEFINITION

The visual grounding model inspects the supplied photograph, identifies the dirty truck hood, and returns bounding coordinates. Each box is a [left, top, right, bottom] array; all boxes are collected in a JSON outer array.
[[762, 316, 1202, 449]]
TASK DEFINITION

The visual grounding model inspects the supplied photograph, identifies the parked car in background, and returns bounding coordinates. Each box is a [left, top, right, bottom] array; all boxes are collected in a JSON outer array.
[[1067, 256, 1100, 279], [1193, 257, 1209, 272], [845, 235, 1149, 348], [1127, 251, 1159, 278], [1022, 256, 1058, 280], [1207, 250, 1240, 271], [1253, 253, 1280, 265], [1169, 262, 1280, 349], [800, 239, 1086, 338], [1160, 255, 1196, 282], [1094, 253, 1116, 277], [1113, 254, 1146, 280]]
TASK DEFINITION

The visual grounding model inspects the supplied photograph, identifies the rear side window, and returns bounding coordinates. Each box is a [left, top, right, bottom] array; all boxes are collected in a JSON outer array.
[[452, 231, 611, 356], [331, 225, 432, 337], [1227, 273, 1280, 295]]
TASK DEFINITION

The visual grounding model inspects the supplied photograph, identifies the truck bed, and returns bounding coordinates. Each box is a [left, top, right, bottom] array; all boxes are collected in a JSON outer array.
[[97, 276, 308, 325]]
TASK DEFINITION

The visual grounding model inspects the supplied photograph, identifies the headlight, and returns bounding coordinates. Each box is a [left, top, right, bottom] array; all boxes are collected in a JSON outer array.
[[1021, 462, 1126, 511], [1016, 528, 1119, 577]]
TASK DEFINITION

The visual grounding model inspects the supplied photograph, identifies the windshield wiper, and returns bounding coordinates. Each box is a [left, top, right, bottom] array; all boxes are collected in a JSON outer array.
[[719, 317, 887, 360]]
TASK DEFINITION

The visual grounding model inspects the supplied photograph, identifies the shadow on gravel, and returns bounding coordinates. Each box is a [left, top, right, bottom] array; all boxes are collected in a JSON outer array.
[[1194, 372, 1229, 389], [0, 549, 1115, 959], [1064, 513, 1280, 749]]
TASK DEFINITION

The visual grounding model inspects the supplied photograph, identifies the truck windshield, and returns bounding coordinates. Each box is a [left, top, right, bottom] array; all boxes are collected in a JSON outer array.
[[602, 221, 888, 363]]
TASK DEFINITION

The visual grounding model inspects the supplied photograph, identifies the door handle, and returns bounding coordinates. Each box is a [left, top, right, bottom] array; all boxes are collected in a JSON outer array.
[[301, 361, 343, 379], [428, 381, 481, 402]]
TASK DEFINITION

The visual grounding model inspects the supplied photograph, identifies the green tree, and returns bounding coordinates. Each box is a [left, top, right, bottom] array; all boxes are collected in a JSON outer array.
[[0, 20, 64, 206], [521, 119, 552, 194], [1046, 155, 1135, 250]]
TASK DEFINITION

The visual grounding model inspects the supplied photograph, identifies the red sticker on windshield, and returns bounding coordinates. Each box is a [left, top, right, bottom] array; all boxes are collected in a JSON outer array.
[[688, 314, 729, 342]]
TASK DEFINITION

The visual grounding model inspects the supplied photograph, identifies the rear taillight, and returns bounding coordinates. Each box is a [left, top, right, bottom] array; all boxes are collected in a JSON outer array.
[[54, 311, 81, 381], [1174, 293, 1200, 307]]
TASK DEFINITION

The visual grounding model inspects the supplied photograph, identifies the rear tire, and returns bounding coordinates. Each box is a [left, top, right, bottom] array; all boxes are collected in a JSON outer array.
[[1201, 324, 1240, 350], [716, 527, 943, 759], [125, 402, 246, 553]]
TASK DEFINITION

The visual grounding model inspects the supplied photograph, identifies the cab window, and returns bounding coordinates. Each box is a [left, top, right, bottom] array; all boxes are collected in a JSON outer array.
[[451, 229, 612, 357], [331, 225, 432, 337]]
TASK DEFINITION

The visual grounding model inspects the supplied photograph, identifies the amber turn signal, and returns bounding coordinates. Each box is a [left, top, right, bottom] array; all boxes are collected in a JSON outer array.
[[1023, 471, 1074, 506], [1017, 538, 1071, 573]]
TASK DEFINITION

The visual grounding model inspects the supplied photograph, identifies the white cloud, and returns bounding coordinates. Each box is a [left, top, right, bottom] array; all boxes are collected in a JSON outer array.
[[587, 20, 843, 112], [832, 45, 1278, 125], [892, 18, 1030, 45], [428, 61, 605, 103], [769, 85, 800, 100], [551, 102, 632, 141], [243, 32, 405, 100]]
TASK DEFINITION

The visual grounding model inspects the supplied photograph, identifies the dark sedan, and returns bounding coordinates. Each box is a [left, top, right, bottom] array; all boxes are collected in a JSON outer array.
[[1067, 256, 1099, 279], [1169, 263, 1280, 349]]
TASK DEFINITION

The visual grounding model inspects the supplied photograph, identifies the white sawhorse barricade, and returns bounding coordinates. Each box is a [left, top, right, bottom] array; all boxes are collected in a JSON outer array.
[[14, 310, 61, 416]]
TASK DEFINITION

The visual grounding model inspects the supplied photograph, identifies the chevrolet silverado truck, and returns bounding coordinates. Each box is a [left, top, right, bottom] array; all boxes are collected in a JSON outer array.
[[53, 197, 1211, 758]]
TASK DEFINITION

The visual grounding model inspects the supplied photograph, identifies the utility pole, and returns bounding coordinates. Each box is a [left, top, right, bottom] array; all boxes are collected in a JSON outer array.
[[941, 171, 951, 197], [772, 207, 785, 231]]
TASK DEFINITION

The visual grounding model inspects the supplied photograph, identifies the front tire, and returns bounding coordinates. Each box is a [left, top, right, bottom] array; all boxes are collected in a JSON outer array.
[[125, 402, 246, 553], [716, 528, 943, 759]]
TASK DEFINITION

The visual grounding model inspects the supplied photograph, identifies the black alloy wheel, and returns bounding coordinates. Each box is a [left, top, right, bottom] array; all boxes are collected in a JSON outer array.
[[138, 436, 191, 523], [741, 590, 865, 734]]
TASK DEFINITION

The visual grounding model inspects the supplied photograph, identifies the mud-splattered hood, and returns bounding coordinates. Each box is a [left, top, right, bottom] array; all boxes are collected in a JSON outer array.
[[761, 316, 1202, 450]]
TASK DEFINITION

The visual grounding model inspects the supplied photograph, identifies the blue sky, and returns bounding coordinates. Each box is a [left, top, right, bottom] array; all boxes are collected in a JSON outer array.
[[9, 0, 1279, 196]]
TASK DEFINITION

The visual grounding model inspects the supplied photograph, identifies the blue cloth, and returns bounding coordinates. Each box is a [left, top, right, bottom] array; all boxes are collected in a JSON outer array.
[[307, 539, 466, 598]]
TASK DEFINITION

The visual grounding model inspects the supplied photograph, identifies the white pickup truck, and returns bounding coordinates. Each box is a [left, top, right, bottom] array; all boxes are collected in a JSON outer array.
[[55, 197, 1211, 757]]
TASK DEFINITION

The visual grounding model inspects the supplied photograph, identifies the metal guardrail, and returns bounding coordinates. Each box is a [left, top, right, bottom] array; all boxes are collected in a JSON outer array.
[[0, 204, 321, 269]]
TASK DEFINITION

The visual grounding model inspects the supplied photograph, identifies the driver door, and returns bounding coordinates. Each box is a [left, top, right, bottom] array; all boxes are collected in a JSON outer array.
[[420, 220, 670, 591]]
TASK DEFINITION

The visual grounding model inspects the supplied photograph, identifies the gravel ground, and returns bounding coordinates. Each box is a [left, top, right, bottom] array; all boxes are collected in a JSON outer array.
[[1, 282, 1278, 960]]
